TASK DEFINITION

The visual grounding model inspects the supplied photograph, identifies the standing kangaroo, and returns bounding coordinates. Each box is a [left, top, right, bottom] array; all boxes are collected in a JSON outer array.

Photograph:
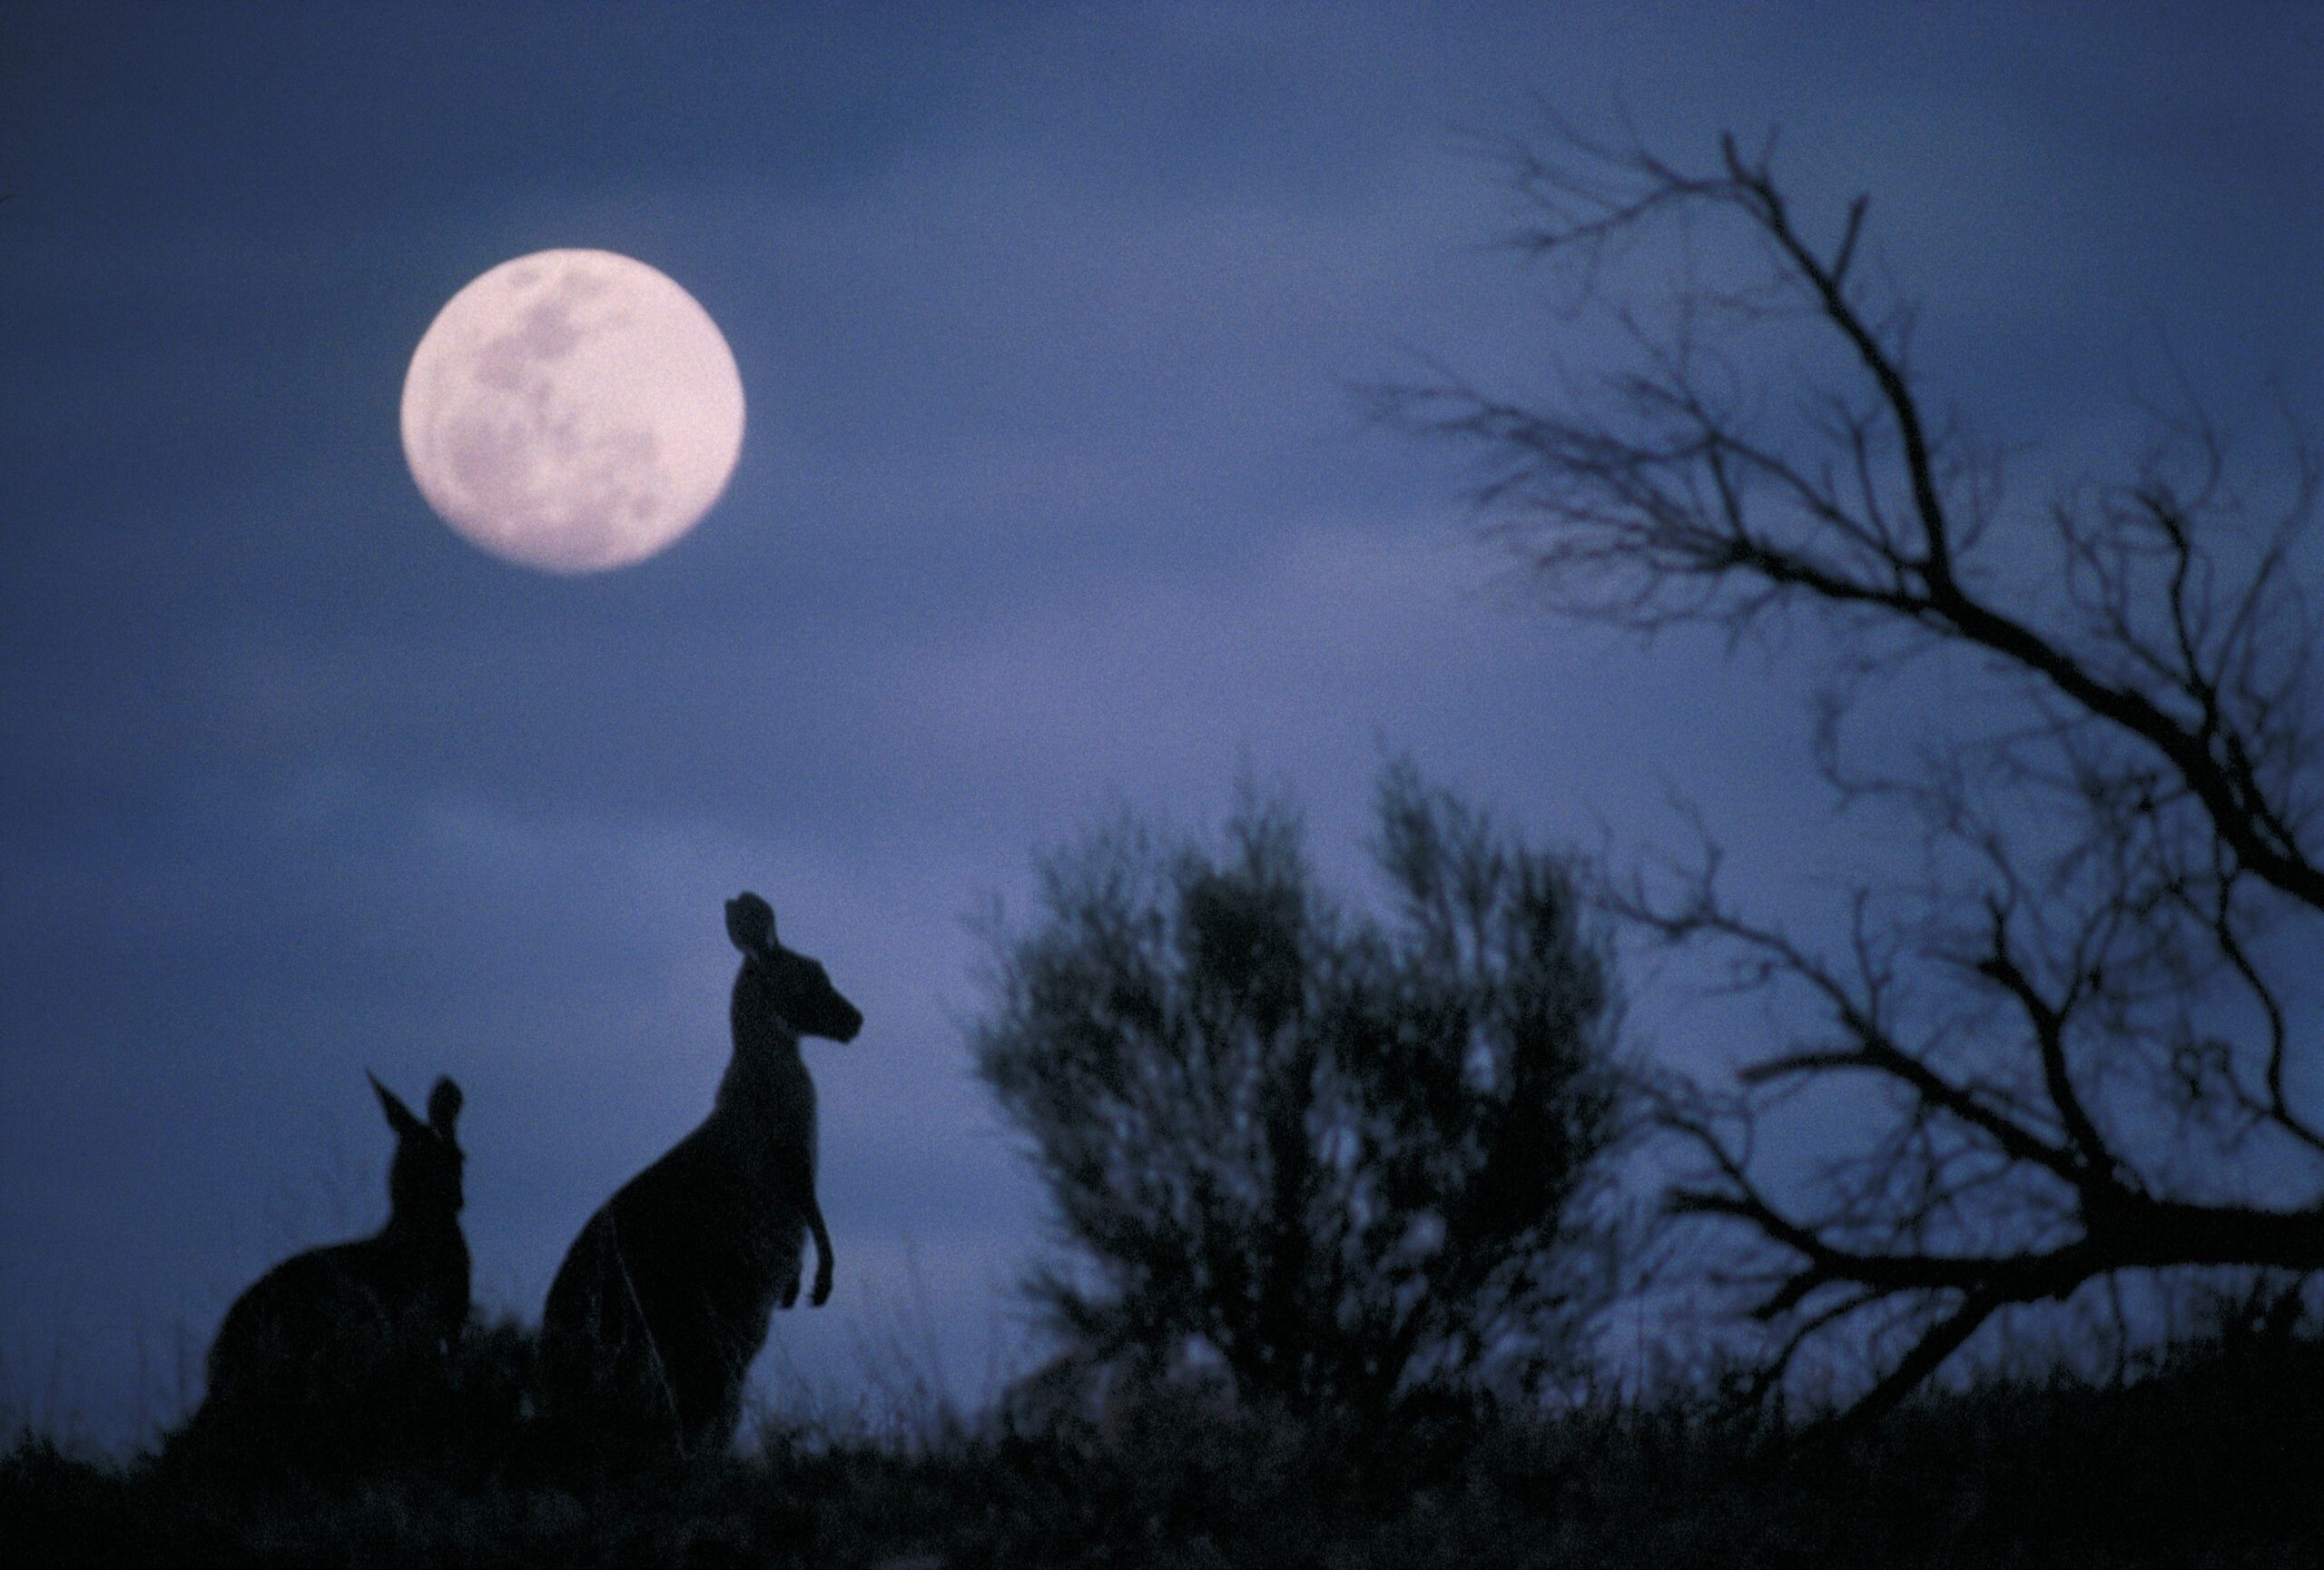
[[540, 893, 863, 1466], [191, 1074, 468, 1463]]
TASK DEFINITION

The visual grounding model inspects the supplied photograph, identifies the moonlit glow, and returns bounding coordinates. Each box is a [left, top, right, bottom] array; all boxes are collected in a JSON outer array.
[[400, 250, 745, 574]]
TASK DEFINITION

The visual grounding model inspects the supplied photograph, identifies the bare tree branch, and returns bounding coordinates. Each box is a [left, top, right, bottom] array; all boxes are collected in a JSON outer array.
[[1383, 124, 2324, 1419]]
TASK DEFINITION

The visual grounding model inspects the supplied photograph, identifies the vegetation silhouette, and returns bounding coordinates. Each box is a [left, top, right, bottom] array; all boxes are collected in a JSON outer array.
[[540, 892, 864, 1472], [972, 765, 1626, 1416], [1377, 123, 2324, 1421], [171, 1073, 471, 1478], [16, 1301, 2324, 1565]]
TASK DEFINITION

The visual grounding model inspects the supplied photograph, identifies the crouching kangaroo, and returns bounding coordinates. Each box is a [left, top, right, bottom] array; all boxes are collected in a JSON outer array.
[[541, 893, 863, 1467], [189, 1074, 469, 1467]]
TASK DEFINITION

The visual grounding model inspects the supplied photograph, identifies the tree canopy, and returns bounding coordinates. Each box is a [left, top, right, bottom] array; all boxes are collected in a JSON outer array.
[[971, 765, 1625, 1412]]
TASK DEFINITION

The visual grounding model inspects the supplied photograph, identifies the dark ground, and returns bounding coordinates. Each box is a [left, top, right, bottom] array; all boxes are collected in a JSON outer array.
[[7, 1320, 2323, 1569]]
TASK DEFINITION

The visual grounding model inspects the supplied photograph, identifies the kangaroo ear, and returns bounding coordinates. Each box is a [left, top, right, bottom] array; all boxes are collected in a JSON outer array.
[[369, 1071, 420, 1137], [725, 892, 775, 953], [427, 1077, 463, 1139]]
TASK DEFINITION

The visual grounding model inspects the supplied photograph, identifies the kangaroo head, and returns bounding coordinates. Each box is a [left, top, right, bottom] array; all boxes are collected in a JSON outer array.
[[725, 892, 864, 1044], [370, 1072, 466, 1219]]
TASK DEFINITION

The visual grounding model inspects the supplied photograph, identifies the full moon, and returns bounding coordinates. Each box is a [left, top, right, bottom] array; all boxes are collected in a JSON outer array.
[[400, 250, 745, 574]]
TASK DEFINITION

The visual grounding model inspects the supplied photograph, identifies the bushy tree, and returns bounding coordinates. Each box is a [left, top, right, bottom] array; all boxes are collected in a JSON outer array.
[[970, 765, 1624, 1413], [1380, 126, 2324, 1419]]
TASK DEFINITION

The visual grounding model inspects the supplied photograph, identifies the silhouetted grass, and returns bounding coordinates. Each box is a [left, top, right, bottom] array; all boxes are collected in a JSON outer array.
[[8, 1321, 2324, 1567]]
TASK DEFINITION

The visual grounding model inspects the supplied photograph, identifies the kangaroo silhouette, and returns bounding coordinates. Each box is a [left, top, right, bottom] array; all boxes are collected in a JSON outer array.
[[540, 892, 863, 1466], [192, 1074, 469, 1463]]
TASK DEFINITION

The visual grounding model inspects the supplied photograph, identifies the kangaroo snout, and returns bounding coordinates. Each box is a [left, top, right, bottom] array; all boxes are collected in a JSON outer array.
[[807, 981, 864, 1044]]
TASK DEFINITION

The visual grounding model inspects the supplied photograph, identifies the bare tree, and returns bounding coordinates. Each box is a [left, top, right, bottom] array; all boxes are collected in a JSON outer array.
[[1378, 126, 2323, 1419]]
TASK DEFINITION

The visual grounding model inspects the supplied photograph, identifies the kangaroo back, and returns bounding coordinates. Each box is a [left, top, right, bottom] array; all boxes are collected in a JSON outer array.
[[184, 1074, 469, 1472], [540, 893, 862, 1470]]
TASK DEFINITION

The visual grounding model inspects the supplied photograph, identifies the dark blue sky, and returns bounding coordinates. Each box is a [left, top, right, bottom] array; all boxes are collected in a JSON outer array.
[[5, 3, 2319, 1446]]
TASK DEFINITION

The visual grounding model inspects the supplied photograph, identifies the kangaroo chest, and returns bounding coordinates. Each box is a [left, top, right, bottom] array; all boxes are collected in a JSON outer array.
[[699, 1052, 818, 1187]]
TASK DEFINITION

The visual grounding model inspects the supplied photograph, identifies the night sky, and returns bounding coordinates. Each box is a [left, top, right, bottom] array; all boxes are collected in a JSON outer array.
[[5, 3, 2319, 1448]]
